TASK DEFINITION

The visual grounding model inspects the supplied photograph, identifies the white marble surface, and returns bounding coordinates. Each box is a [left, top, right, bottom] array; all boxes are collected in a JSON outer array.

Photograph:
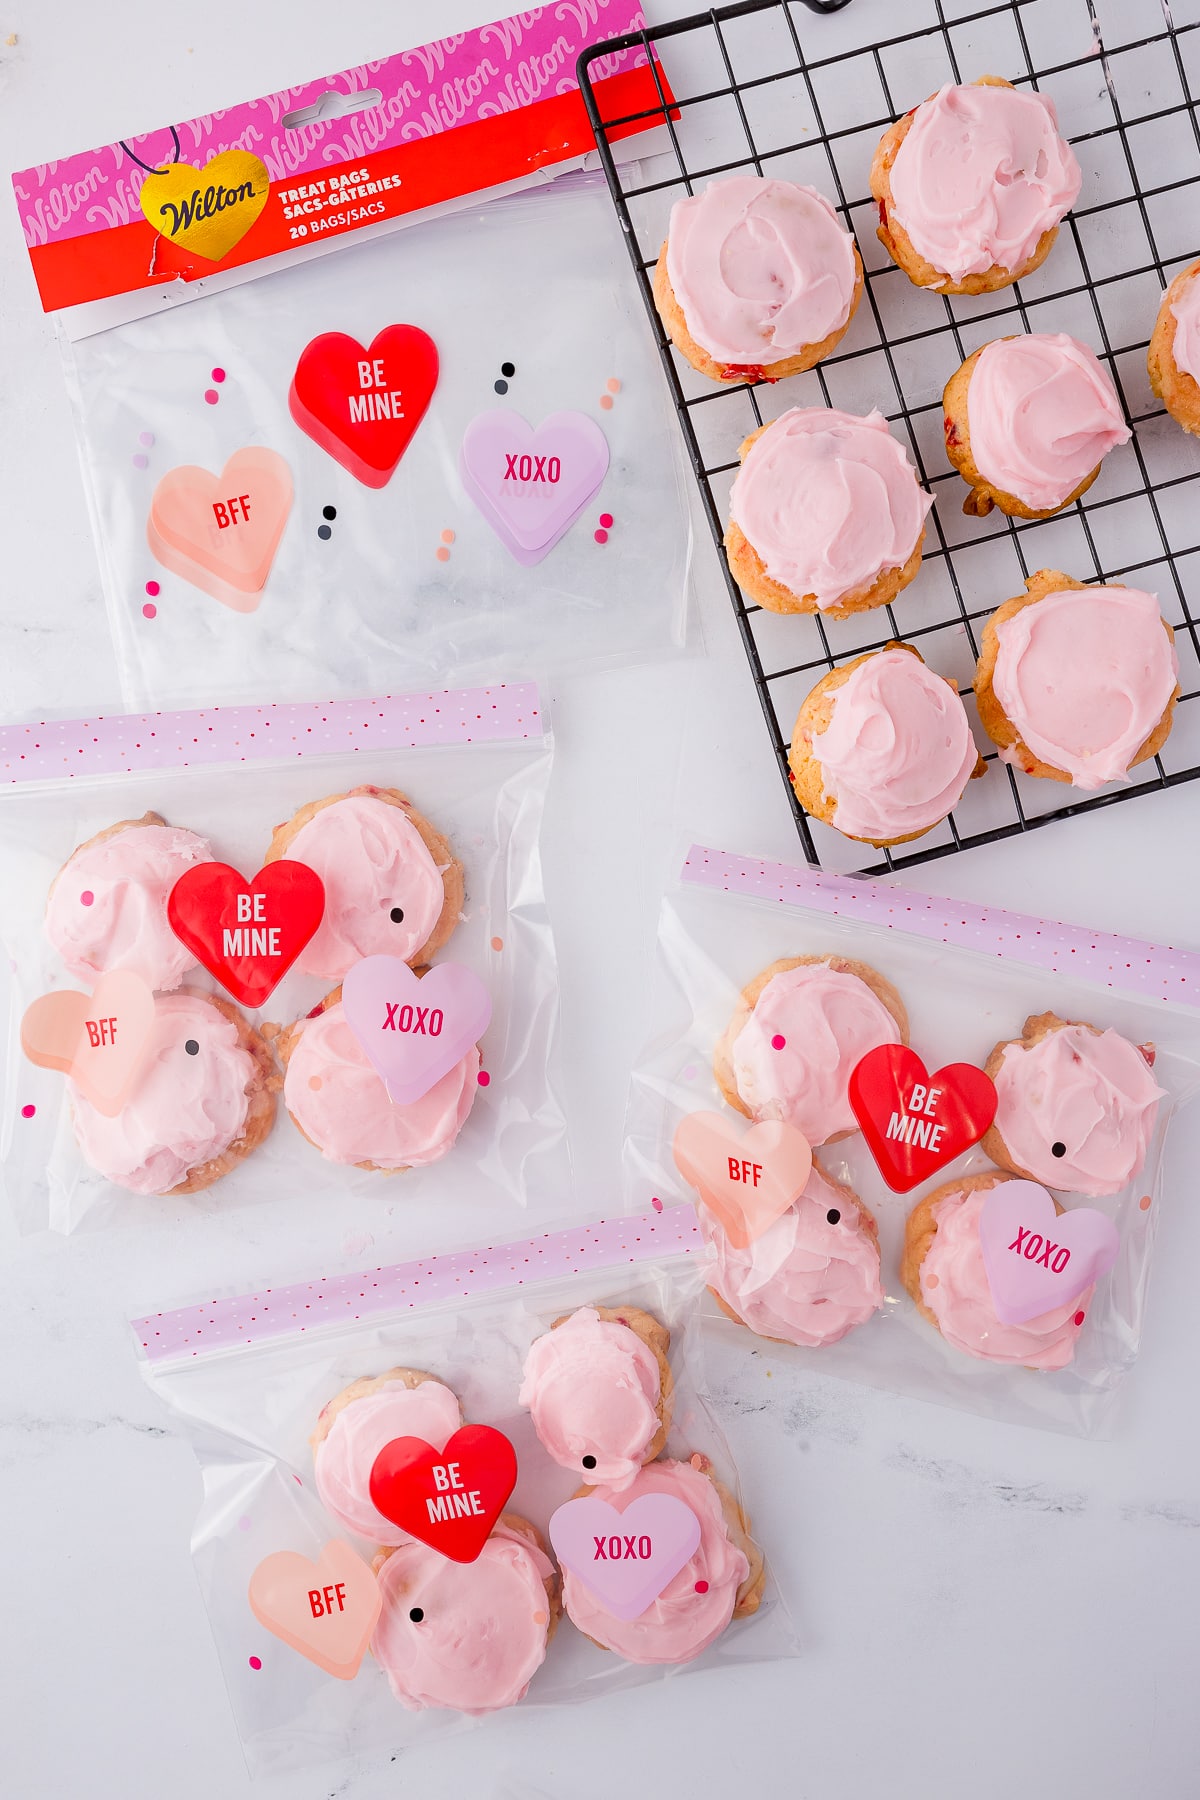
[[3, 0, 1200, 1795]]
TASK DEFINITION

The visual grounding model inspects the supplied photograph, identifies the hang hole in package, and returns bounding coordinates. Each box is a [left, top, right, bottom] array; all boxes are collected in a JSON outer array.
[[11, 11, 693, 712]]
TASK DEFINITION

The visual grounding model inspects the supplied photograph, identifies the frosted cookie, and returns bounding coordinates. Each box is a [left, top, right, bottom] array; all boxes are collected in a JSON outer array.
[[560, 1454, 762, 1666], [276, 985, 479, 1172], [716, 955, 908, 1146], [68, 990, 275, 1195], [943, 333, 1130, 518], [311, 1368, 463, 1546], [789, 644, 983, 846], [726, 407, 932, 617], [45, 813, 212, 991], [871, 76, 1081, 294], [702, 1163, 883, 1349], [901, 1169, 1087, 1368], [371, 1515, 559, 1712], [976, 570, 1178, 788], [652, 174, 863, 382], [519, 1305, 672, 1487], [982, 1012, 1163, 1198], [1148, 258, 1200, 435], [266, 786, 463, 980]]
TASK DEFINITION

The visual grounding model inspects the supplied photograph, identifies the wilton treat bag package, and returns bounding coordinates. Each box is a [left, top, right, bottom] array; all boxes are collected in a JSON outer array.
[[12, 12, 692, 714], [133, 1212, 795, 1774], [0, 683, 566, 1235], [624, 844, 1200, 1437]]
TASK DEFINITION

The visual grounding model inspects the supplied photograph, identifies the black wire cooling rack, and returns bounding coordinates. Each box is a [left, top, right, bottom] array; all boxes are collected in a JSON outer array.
[[579, 0, 1200, 874]]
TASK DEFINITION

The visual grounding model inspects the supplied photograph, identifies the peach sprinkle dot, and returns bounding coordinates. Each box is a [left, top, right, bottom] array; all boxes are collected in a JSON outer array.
[[606, 378, 621, 393], [435, 546, 451, 562], [599, 394, 614, 410], [440, 529, 455, 544], [1139, 1195, 1152, 1211]]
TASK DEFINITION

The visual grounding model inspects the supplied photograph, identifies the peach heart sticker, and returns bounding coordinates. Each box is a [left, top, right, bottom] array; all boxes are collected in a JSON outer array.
[[139, 151, 270, 263], [248, 1540, 381, 1681], [673, 1110, 812, 1250], [147, 447, 293, 612], [20, 972, 155, 1116]]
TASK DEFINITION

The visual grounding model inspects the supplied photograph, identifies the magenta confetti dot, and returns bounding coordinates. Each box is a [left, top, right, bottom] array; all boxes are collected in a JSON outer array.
[[594, 528, 608, 544], [145, 580, 160, 597], [248, 1656, 262, 1671], [651, 1195, 664, 1213], [599, 512, 614, 528], [211, 367, 226, 383], [80, 890, 94, 907], [204, 389, 219, 405], [695, 1580, 709, 1593], [20, 1104, 35, 1120], [142, 603, 157, 620], [139, 430, 155, 447], [131, 452, 148, 470], [771, 1033, 786, 1050], [477, 1070, 491, 1087]]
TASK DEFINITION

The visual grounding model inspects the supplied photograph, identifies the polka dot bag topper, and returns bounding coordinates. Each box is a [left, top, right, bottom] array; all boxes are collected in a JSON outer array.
[[62, 179, 692, 714], [0, 684, 570, 1236]]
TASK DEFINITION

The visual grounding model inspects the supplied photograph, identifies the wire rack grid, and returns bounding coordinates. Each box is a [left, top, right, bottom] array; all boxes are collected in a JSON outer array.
[[578, 0, 1200, 875]]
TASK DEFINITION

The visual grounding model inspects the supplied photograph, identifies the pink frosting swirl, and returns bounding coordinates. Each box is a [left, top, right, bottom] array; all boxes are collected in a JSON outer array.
[[69, 993, 254, 1194], [992, 584, 1177, 789], [560, 1458, 748, 1665], [519, 1307, 661, 1488], [665, 175, 857, 364], [372, 1523, 553, 1712], [920, 1186, 1087, 1368], [1170, 267, 1200, 382], [730, 408, 932, 609], [731, 960, 902, 1145], [967, 334, 1130, 511], [289, 795, 449, 979], [45, 822, 211, 991], [313, 1378, 462, 1545], [994, 1024, 1163, 1197], [701, 1164, 883, 1347], [809, 649, 978, 841], [284, 999, 478, 1168], [889, 83, 1081, 282]]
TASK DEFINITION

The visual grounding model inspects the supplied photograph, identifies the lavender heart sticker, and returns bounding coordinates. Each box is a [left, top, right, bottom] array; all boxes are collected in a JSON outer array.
[[548, 1493, 702, 1622], [978, 1180, 1120, 1325], [458, 408, 610, 566], [341, 957, 492, 1106]]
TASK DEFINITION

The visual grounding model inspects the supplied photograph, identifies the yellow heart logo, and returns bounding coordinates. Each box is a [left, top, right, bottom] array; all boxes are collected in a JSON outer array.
[[139, 150, 269, 263]]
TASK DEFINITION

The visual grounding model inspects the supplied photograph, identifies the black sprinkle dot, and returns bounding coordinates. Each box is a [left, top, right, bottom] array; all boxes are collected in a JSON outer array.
[[409, 1607, 424, 1623], [501, 361, 515, 378], [494, 379, 508, 395], [322, 505, 337, 521], [389, 906, 405, 923], [1051, 1142, 1067, 1158], [826, 1208, 841, 1225], [582, 1454, 597, 1471], [317, 524, 332, 541], [184, 1039, 199, 1056]]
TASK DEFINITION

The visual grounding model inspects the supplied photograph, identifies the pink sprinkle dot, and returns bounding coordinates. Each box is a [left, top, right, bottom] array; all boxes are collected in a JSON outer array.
[[145, 580, 160, 597], [1074, 1310, 1086, 1327], [594, 528, 608, 544], [142, 603, 157, 620], [80, 890, 94, 907], [694, 1580, 709, 1593], [139, 430, 155, 447], [132, 452, 148, 470], [211, 367, 226, 383], [651, 1195, 664, 1213], [248, 1656, 262, 1671], [771, 1033, 786, 1050], [599, 394, 614, 410], [435, 546, 451, 562], [599, 512, 613, 528], [204, 389, 219, 405], [477, 1070, 491, 1087], [20, 1104, 35, 1120], [606, 377, 621, 394]]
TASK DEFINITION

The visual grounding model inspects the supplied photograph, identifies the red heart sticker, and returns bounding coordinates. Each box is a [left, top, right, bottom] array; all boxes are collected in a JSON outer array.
[[289, 325, 439, 488], [167, 860, 325, 1007], [849, 1044, 997, 1193], [368, 1424, 517, 1565]]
